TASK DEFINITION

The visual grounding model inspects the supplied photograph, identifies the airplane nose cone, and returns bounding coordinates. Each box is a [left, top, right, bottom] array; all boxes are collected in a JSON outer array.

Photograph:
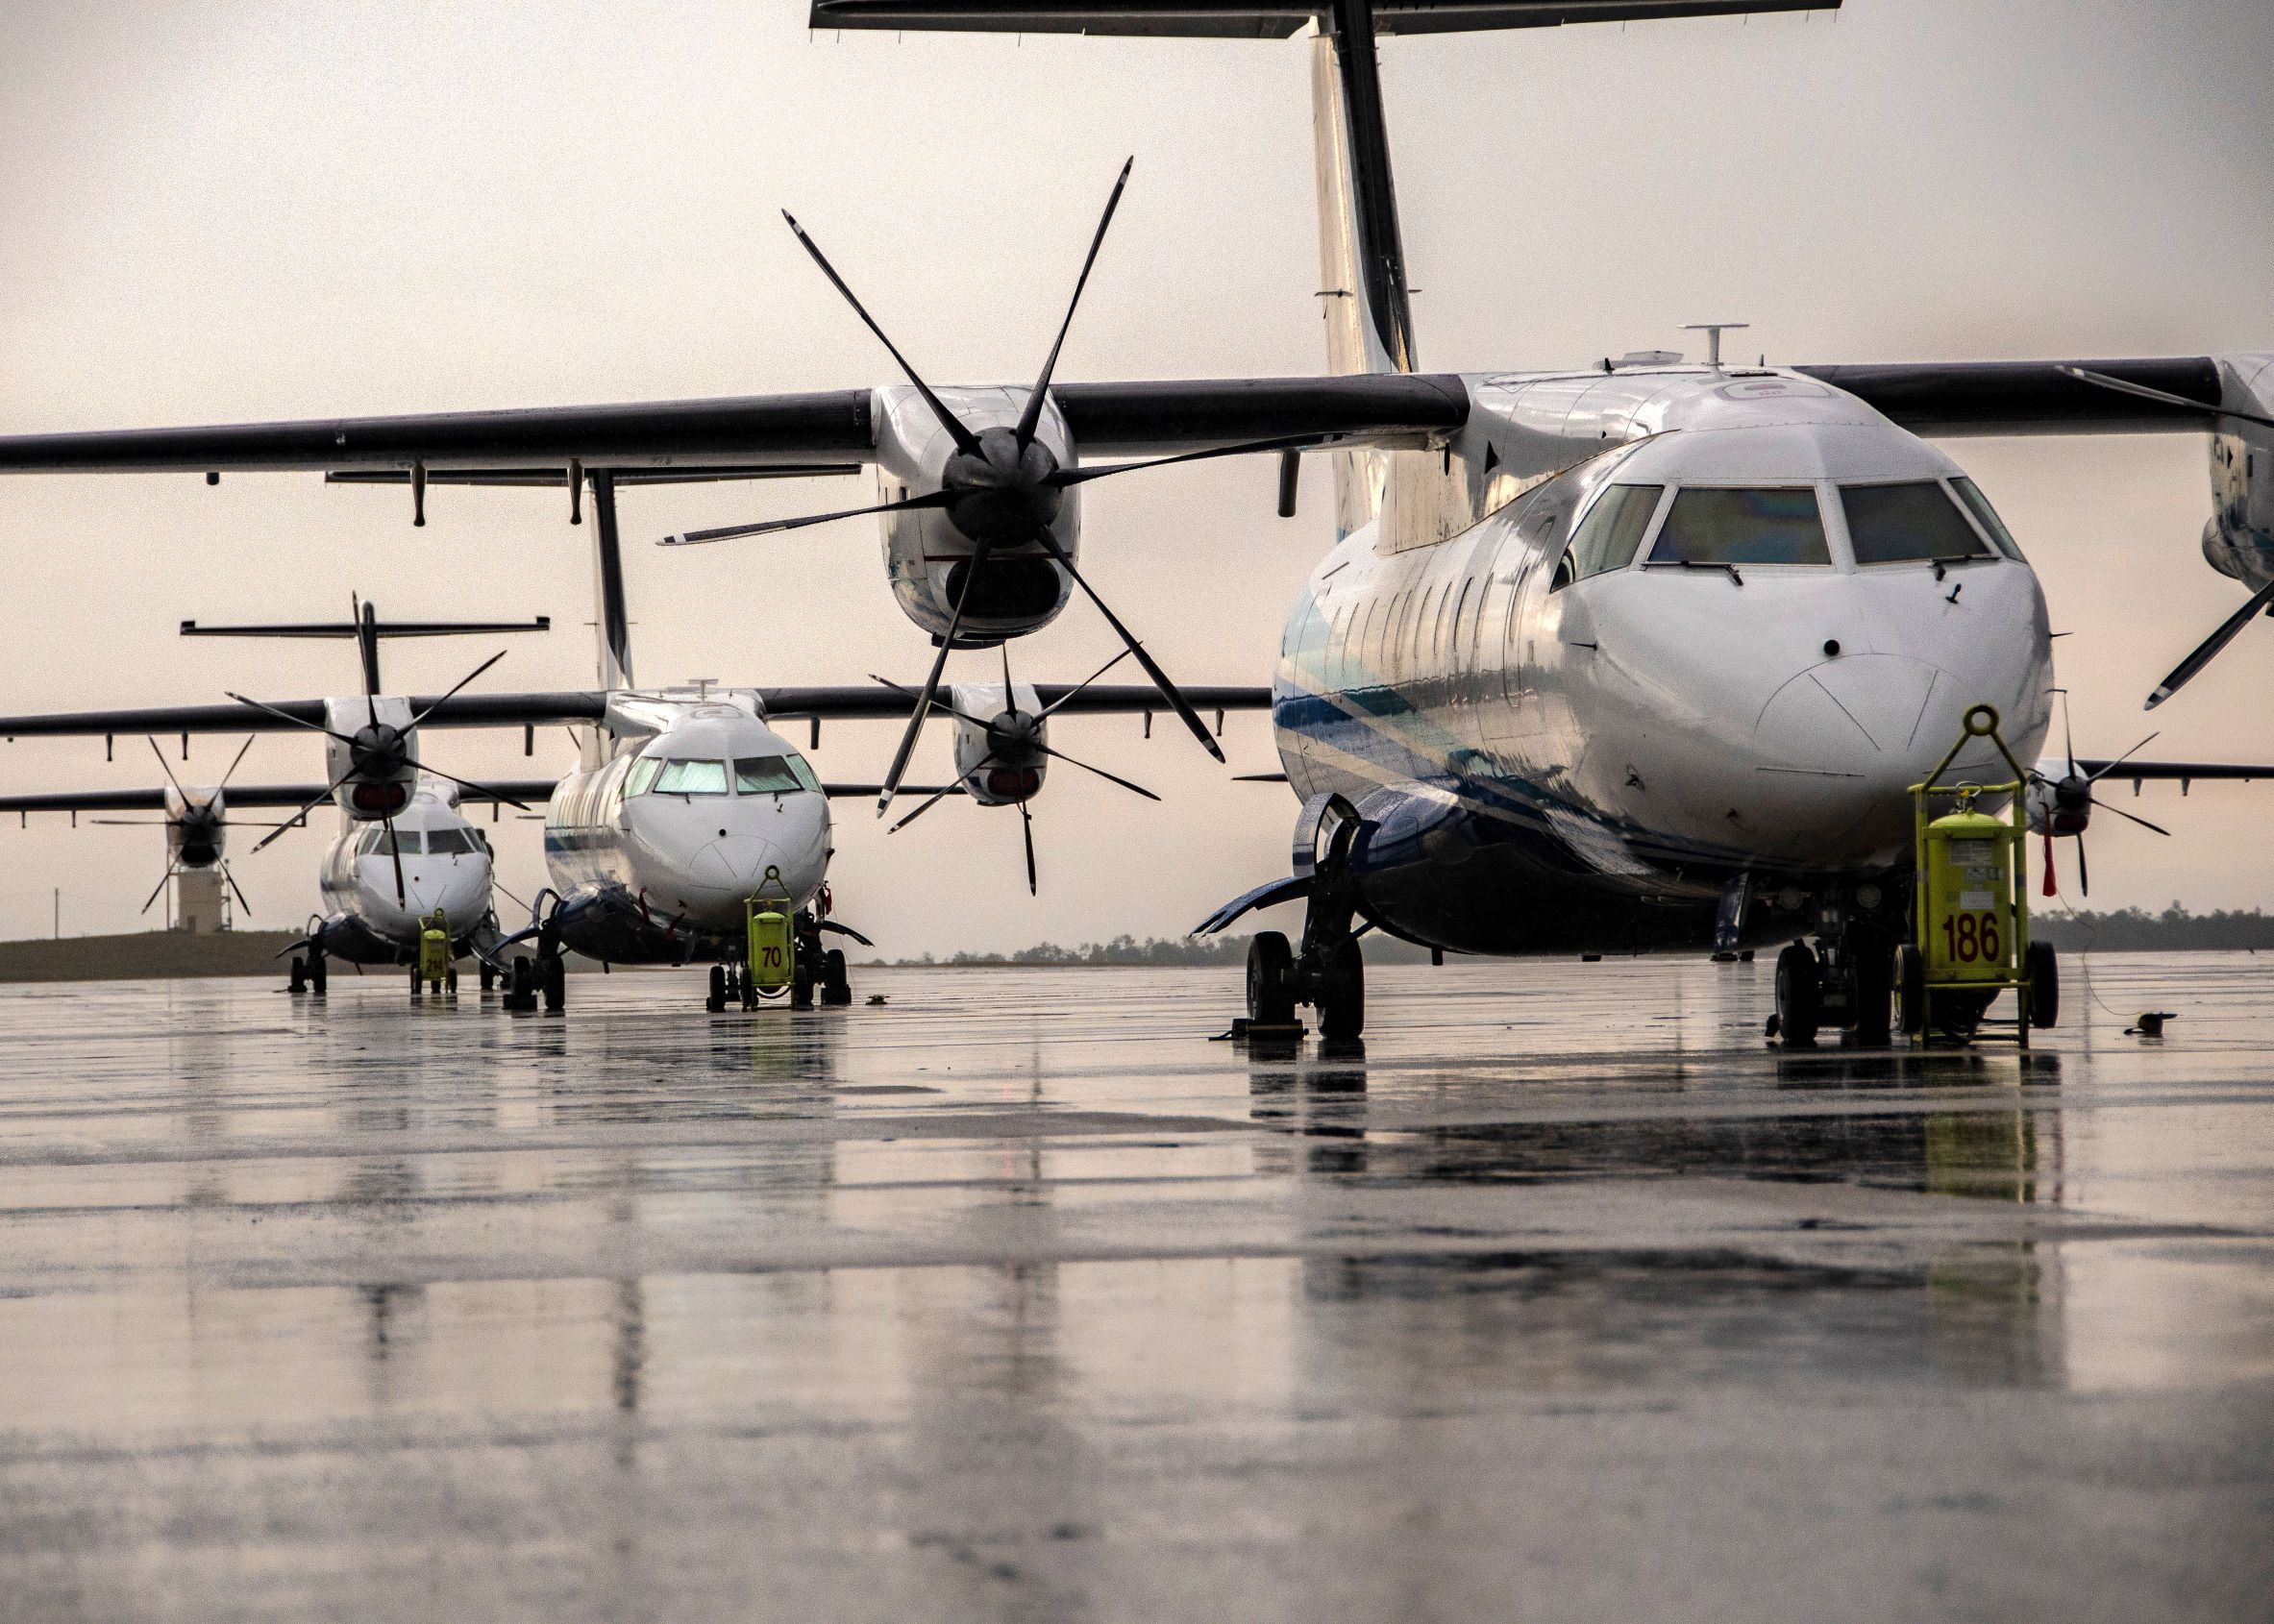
[[689, 834, 789, 897]]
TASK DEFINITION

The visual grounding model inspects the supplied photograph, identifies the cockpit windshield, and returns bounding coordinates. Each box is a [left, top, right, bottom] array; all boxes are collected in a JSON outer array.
[[426, 827, 476, 856], [1841, 480, 1991, 566], [735, 754, 820, 795], [1649, 487, 1831, 567], [358, 826, 421, 855], [652, 759, 729, 796]]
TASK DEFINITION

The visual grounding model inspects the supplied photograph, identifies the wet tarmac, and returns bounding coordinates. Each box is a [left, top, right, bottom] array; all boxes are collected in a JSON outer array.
[[0, 953, 2269, 1622]]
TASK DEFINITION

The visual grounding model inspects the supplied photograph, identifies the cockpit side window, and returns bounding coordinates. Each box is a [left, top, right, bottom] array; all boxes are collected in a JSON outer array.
[[734, 755, 803, 795], [1650, 487, 1831, 567], [1556, 483, 1664, 590], [626, 756, 662, 798], [1948, 477, 2027, 561], [1841, 480, 1992, 566], [652, 759, 729, 796]]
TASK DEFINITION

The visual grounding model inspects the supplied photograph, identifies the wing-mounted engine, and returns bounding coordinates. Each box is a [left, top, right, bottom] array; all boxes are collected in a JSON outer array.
[[947, 680, 1049, 806], [323, 695, 418, 819], [878, 386, 1078, 645], [162, 784, 227, 869]]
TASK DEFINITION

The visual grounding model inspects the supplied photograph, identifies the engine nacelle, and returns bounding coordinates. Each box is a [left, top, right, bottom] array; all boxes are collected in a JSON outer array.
[[2025, 757, 2089, 837], [949, 680, 1047, 806], [2204, 353, 2274, 585], [322, 694, 417, 820], [162, 785, 227, 869], [877, 385, 1078, 644]]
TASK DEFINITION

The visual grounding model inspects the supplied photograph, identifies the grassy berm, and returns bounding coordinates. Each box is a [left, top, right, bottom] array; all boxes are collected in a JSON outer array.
[[0, 932, 306, 983]]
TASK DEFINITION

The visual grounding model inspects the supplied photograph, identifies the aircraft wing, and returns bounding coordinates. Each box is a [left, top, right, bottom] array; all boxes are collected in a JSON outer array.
[[0, 692, 610, 740], [756, 683, 1273, 719], [0, 780, 567, 818], [0, 376, 1468, 476], [2072, 759, 2274, 784], [1791, 358, 2230, 436], [806, 1, 1837, 39]]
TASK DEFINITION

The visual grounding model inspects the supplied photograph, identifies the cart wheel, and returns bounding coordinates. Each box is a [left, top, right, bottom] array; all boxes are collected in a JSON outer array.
[[1895, 944, 1926, 1036], [2026, 940, 2059, 1029]]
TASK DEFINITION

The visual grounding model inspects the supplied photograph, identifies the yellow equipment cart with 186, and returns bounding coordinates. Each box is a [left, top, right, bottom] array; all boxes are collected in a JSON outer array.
[[1898, 705, 2058, 1044]]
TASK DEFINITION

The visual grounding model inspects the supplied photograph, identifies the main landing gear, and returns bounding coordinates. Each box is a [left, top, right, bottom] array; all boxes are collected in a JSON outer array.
[[1247, 796, 1368, 1042], [287, 938, 328, 998]]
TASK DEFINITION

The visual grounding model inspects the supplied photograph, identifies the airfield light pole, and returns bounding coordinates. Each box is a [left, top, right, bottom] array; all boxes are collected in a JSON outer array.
[[53, 888, 60, 940]]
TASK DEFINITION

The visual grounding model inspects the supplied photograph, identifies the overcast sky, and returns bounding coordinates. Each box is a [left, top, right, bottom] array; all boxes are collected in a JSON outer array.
[[1, 0, 2271, 954]]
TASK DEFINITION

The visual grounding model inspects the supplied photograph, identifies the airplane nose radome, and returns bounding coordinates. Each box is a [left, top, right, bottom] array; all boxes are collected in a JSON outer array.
[[1755, 654, 1945, 779], [691, 835, 787, 896]]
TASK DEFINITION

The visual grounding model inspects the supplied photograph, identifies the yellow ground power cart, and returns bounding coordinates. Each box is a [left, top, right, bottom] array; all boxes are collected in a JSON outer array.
[[741, 866, 796, 1008], [416, 909, 455, 997], [1899, 705, 2058, 1045]]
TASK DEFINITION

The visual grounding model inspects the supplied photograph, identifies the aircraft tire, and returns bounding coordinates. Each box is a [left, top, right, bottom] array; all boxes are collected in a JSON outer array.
[[1318, 937, 1365, 1041], [1247, 931, 1295, 1024], [480, 961, 496, 995], [1775, 943, 1821, 1047], [1894, 945, 1925, 1035], [2026, 940, 2059, 1029], [541, 953, 566, 1013], [822, 948, 852, 1006], [409, 967, 422, 1000], [707, 964, 729, 1013], [309, 953, 328, 998], [288, 957, 306, 995]]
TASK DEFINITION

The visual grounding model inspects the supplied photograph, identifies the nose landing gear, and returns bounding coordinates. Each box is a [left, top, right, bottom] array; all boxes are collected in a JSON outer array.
[[1767, 898, 1900, 1047]]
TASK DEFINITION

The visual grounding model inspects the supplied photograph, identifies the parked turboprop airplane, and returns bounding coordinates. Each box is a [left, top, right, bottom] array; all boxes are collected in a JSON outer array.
[[0, 1, 2267, 1044], [0, 489, 1269, 1010]]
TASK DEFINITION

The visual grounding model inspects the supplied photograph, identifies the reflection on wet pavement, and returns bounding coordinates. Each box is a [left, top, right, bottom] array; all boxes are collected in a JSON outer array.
[[0, 954, 2268, 1622]]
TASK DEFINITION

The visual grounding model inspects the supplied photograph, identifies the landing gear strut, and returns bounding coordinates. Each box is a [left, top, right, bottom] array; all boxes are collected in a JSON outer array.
[[1246, 795, 1368, 1041], [1767, 889, 1901, 1047]]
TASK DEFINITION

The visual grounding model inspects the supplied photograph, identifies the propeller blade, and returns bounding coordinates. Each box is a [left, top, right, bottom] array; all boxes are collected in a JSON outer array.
[[2055, 685, 2075, 773], [139, 864, 174, 917], [228, 692, 357, 747], [216, 734, 257, 793], [1048, 431, 1338, 489], [415, 765, 535, 811], [1033, 647, 1134, 721], [2144, 579, 2274, 709], [88, 818, 173, 827], [218, 861, 252, 919], [2090, 797, 2173, 837], [868, 673, 990, 728], [251, 775, 348, 852], [2075, 833, 2089, 898], [888, 756, 987, 833], [658, 490, 954, 548], [782, 210, 979, 456], [1030, 738, 1160, 801], [1032, 532, 1224, 763], [1018, 794, 1037, 895], [145, 735, 188, 800], [405, 648, 510, 731], [2059, 366, 2274, 431], [2088, 730, 2163, 781], [875, 547, 988, 817], [1016, 157, 1133, 448], [383, 816, 406, 906]]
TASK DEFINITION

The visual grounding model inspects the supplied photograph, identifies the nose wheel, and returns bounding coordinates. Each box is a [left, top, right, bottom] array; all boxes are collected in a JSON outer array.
[[1765, 895, 1901, 1047]]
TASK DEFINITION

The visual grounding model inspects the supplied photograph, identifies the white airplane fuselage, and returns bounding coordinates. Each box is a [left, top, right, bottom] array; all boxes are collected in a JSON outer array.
[[1272, 367, 2054, 954]]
